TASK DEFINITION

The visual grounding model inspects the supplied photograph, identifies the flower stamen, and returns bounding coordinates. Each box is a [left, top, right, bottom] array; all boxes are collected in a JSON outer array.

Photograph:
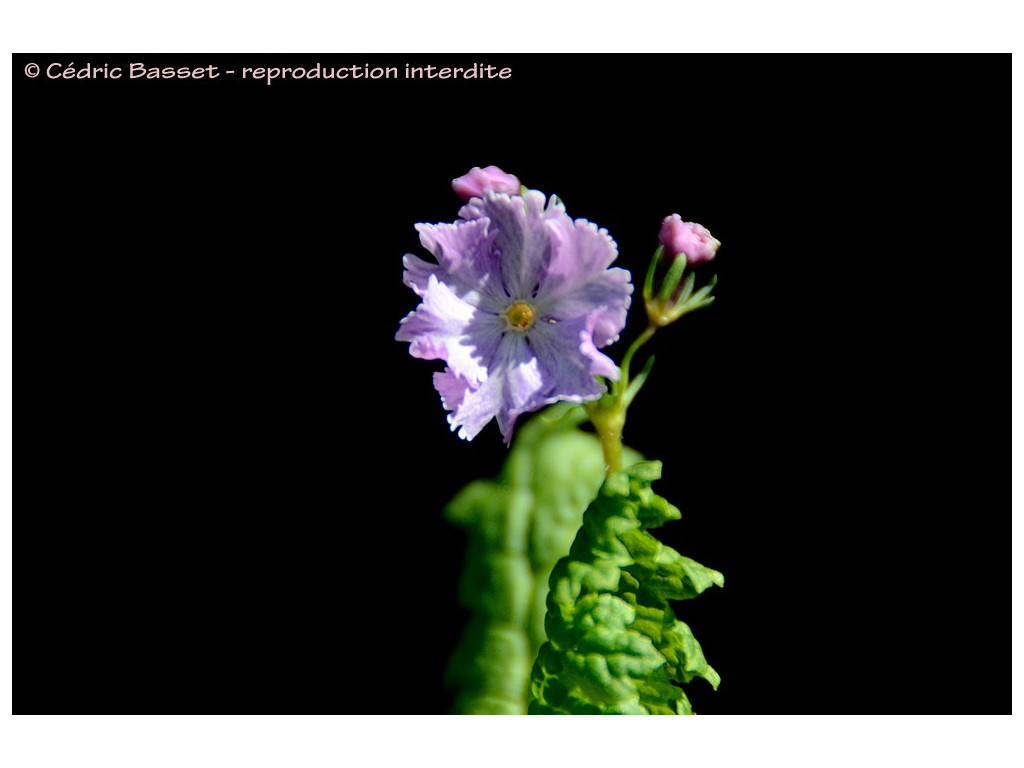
[[504, 301, 535, 331]]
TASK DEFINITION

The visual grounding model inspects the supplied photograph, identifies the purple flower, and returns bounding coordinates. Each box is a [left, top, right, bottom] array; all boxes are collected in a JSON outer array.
[[397, 189, 632, 443], [452, 166, 522, 202], [659, 215, 720, 266]]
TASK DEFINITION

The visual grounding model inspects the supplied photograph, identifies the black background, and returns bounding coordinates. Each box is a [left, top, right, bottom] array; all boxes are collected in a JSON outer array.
[[16, 54, 1007, 714]]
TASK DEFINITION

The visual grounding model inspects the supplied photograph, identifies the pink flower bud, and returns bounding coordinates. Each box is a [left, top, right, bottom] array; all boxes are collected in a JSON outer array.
[[452, 166, 522, 201], [658, 215, 720, 266]]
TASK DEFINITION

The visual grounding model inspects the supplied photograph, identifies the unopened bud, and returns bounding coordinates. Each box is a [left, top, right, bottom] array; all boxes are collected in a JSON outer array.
[[659, 215, 719, 266], [644, 216, 721, 327], [452, 165, 522, 201]]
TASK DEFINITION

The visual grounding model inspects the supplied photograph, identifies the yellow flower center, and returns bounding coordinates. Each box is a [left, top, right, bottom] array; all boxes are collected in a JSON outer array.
[[504, 301, 535, 331]]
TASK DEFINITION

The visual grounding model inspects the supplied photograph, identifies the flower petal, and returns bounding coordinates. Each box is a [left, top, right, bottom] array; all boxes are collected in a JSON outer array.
[[401, 253, 444, 297], [580, 311, 620, 380], [539, 219, 631, 333], [442, 374, 498, 441], [395, 274, 504, 386], [460, 190, 553, 300], [493, 335, 547, 440], [527, 216, 632, 351], [415, 219, 506, 310], [528, 318, 609, 404], [544, 268, 632, 346], [433, 367, 470, 413], [542, 217, 620, 297], [439, 335, 547, 443], [398, 179, 635, 444]]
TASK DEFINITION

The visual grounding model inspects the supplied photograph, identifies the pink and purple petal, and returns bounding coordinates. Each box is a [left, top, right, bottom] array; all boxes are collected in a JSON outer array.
[[527, 318, 609, 405], [395, 274, 503, 386], [415, 219, 505, 310], [433, 368, 471, 414], [397, 174, 633, 442], [460, 190, 553, 300], [439, 335, 547, 443], [401, 253, 444, 297], [580, 311, 621, 380], [541, 217, 620, 300]]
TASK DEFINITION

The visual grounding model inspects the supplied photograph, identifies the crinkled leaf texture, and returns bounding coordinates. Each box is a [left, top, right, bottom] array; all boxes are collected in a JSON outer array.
[[444, 403, 641, 714], [529, 461, 723, 715]]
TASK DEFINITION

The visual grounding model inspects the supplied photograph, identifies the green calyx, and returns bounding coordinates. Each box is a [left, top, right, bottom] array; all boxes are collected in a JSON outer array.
[[529, 461, 723, 715], [643, 245, 718, 327]]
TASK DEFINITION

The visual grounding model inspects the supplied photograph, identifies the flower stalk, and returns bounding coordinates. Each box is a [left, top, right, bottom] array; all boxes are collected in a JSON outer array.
[[586, 323, 656, 476], [587, 221, 720, 476]]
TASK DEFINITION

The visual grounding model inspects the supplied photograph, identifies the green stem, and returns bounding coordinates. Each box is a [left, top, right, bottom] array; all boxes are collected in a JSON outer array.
[[618, 324, 657, 395], [592, 407, 625, 475], [589, 323, 658, 476]]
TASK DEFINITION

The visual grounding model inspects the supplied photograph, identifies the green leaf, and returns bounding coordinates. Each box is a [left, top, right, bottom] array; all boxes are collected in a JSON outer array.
[[444, 403, 642, 714], [529, 461, 722, 715]]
